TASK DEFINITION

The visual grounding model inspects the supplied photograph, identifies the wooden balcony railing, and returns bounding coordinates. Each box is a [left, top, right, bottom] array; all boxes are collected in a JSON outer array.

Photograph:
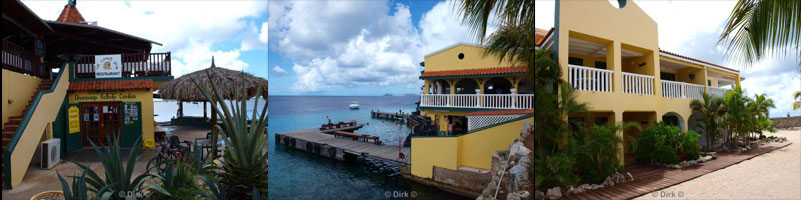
[[2, 40, 46, 78], [75, 52, 171, 79]]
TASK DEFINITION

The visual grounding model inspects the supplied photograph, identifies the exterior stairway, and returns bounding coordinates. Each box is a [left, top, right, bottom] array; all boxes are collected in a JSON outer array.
[[2, 79, 54, 188]]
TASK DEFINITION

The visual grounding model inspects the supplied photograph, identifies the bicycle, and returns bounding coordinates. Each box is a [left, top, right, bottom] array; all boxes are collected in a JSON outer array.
[[146, 136, 192, 173]]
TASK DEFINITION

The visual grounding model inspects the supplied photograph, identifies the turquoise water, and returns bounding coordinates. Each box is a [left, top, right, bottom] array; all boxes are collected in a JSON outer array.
[[267, 96, 470, 200], [153, 99, 267, 122]]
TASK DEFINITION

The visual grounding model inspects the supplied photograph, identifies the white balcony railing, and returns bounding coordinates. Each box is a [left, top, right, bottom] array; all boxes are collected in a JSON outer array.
[[709, 87, 729, 97], [622, 72, 654, 95], [419, 94, 534, 109], [661, 80, 704, 99], [568, 64, 613, 92]]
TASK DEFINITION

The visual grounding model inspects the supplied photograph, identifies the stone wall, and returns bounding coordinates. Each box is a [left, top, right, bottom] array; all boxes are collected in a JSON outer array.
[[432, 166, 492, 194], [771, 116, 801, 129]]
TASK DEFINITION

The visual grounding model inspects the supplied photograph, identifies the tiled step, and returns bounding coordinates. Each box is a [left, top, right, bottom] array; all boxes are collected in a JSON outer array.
[[3, 124, 19, 131], [2, 131, 13, 138], [2, 138, 9, 147]]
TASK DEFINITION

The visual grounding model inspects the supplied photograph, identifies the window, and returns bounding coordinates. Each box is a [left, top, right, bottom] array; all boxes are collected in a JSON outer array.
[[458, 53, 465, 60], [595, 61, 607, 69], [708, 80, 712, 86], [568, 117, 585, 131], [595, 117, 608, 125], [568, 57, 583, 66], [660, 72, 676, 81]]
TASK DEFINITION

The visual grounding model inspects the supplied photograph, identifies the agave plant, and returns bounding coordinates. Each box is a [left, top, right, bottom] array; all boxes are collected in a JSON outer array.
[[66, 135, 170, 200], [57, 170, 90, 200], [193, 71, 269, 198]]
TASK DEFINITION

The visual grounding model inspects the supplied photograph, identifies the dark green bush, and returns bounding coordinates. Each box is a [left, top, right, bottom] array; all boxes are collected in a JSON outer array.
[[635, 122, 701, 165], [534, 151, 579, 190], [570, 125, 625, 183]]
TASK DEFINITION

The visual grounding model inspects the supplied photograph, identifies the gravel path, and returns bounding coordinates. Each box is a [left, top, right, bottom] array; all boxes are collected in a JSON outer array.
[[635, 129, 801, 200]]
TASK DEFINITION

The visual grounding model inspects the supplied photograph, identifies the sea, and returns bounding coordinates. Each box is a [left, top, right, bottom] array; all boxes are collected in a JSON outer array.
[[152, 96, 471, 199], [266, 96, 470, 200]]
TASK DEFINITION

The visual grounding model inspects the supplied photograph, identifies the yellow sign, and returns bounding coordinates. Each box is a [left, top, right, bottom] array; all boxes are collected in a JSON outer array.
[[68, 106, 80, 133]]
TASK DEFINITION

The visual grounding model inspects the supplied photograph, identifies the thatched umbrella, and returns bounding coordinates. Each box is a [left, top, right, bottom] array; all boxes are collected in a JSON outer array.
[[158, 56, 267, 159]]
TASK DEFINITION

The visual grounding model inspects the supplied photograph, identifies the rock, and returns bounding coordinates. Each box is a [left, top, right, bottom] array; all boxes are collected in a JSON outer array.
[[679, 161, 689, 167], [590, 184, 604, 190], [670, 164, 681, 169], [508, 163, 528, 192], [603, 176, 615, 186], [535, 190, 546, 199], [508, 191, 530, 200], [579, 184, 592, 191], [740, 147, 748, 152], [717, 146, 729, 153], [508, 141, 531, 159], [708, 152, 717, 158], [750, 143, 759, 149], [688, 160, 697, 165], [614, 172, 624, 183], [546, 187, 562, 200], [626, 172, 634, 182]]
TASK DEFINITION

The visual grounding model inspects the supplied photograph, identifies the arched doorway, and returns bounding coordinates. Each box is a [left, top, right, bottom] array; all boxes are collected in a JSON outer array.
[[484, 77, 512, 94], [688, 112, 707, 147], [432, 80, 450, 94], [662, 112, 685, 131], [454, 79, 479, 107]]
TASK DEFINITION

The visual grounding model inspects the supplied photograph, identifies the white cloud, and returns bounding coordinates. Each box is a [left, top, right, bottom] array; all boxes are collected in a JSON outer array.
[[22, 0, 268, 77], [259, 22, 269, 44], [270, 1, 496, 93], [272, 65, 288, 76]]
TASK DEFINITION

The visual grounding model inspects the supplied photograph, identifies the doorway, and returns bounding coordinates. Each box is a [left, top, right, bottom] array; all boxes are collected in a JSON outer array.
[[81, 102, 121, 146]]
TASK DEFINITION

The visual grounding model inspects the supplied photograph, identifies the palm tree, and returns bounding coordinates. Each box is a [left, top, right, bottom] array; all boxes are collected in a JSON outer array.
[[794, 91, 801, 110], [722, 87, 755, 146], [690, 93, 725, 147], [454, 0, 535, 81], [752, 94, 776, 137], [718, 0, 801, 68]]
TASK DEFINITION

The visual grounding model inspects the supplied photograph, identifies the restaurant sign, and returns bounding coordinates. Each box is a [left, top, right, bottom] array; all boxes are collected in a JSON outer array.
[[68, 105, 80, 133], [95, 54, 122, 78]]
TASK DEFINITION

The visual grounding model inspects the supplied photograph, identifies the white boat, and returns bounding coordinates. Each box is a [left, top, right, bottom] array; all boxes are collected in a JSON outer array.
[[349, 102, 360, 109]]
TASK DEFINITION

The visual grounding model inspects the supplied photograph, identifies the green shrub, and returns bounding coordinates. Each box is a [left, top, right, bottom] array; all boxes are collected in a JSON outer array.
[[570, 124, 628, 183], [534, 151, 579, 190], [635, 122, 701, 165]]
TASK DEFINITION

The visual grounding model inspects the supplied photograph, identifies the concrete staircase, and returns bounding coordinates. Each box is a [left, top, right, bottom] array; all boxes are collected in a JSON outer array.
[[2, 79, 54, 188]]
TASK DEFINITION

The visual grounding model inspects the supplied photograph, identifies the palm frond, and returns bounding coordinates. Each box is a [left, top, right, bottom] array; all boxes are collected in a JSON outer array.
[[719, 0, 801, 68]]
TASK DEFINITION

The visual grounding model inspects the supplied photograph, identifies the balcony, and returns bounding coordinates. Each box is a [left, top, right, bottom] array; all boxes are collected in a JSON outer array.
[[75, 52, 171, 79], [709, 87, 730, 97], [661, 80, 704, 99], [419, 94, 533, 109], [622, 72, 655, 95], [568, 64, 613, 92], [2, 40, 46, 78]]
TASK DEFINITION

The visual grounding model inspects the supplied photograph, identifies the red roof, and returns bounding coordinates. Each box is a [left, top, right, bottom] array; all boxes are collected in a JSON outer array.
[[57, 5, 86, 24], [535, 28, 554, 47], [659, 49, 739, 73], [420, 66, 527, 78], [69, 80, 154, 91], [466, 109, 534, 116]]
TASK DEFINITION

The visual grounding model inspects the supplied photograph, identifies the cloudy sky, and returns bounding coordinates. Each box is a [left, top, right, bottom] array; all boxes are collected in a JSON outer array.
[[536, 0, 801, 118], [267, 0, 496, 96], [22, 0, 269, 79]]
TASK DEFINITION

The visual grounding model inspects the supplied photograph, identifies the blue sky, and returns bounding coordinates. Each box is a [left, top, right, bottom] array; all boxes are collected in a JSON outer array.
[[535, 0, 801, 117], [267, 0, 496, 96], [23, 0, 270, 79]]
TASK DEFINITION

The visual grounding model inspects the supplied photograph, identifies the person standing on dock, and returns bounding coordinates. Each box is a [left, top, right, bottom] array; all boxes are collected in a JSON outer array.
[[326, 115, 332, 125]]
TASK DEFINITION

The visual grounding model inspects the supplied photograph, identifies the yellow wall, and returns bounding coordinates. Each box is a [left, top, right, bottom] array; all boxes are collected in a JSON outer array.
[[9, 63, 70, 188], [411, 137, 459, 178], [410, 116, 533, 178], [67, 89, 155, 147], [2, 69, 42, 125], [423, 44, 523, 72]]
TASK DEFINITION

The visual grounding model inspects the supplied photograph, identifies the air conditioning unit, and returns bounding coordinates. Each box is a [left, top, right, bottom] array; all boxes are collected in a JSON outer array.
[[40, 138, 60, 169]]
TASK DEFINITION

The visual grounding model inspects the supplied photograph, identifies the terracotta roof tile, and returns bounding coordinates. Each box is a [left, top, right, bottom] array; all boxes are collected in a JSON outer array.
[[466, 109, 534, 116], [69, 80, 154, 91], [659, 49, 739, 73], [57, 5, 86, 24], [420, 66, 527, 78], [535, 28, 554, 47]]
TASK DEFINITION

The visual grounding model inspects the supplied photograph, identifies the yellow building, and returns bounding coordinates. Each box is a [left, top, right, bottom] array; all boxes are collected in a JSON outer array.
[[2, 0, 171, 188], [408, 43, 534, 195], [536, 0, 741, 163]]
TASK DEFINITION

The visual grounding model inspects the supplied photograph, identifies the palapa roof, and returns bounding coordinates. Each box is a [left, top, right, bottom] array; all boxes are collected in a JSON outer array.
[[158, 57, 268, 102]]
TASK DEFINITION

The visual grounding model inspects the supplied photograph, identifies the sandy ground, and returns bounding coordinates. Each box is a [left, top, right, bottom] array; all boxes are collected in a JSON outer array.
[[1, 125, 210, 199], [636, 128, 801, 200]]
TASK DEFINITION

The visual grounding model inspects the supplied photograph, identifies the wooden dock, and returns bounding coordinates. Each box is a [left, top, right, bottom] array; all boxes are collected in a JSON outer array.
[[371, 111, 409, 122], [275, 128, 411, 164]]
